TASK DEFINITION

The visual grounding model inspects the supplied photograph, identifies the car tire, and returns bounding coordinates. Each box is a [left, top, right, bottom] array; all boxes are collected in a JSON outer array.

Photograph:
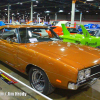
[[29, 67, 55, 95]]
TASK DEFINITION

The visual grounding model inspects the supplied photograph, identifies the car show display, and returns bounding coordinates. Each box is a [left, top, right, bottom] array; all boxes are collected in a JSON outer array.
[[1, 0, 100, 100], [52, 26, 78, 36], [60, 24, 100, 48], [0, 25, 100, 95]]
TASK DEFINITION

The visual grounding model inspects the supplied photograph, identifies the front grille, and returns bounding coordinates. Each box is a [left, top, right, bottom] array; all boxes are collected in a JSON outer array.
[[78, 73, 100, 86], [91, 64, 100, 75]]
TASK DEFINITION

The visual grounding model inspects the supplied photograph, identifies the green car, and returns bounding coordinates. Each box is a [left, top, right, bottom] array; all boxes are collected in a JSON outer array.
[[59, 24, 100, 48]]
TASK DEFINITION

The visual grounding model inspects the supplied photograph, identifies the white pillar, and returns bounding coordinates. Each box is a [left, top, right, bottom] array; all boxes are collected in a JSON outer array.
[[45, 16, 46, 22], [71, 0, 76, 27], [3, 16, 5, 22], [80, 12, 82, 24], [31, 1, 33, 21], [8, 4, 10, 23], [12, 16, 14, 22], [23, 14, 24, 20], [55, 13, 57, 21], [37, 14, 38, 23]]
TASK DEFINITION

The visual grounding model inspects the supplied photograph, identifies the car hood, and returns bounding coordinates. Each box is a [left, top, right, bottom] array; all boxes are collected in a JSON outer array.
[[26, 41, 100, 70]]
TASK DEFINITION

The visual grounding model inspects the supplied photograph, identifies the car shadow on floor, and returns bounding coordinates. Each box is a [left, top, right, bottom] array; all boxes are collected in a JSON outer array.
[[48, 83, 91, 99]]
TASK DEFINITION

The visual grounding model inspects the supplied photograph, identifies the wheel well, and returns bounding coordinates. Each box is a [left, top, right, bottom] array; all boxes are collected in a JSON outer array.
[[26, 64, 53, 90], [26, 64, 43, 74]]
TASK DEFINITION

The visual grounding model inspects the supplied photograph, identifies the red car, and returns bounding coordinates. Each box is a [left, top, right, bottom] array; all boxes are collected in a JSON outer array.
[[52, 26, 78, 36]]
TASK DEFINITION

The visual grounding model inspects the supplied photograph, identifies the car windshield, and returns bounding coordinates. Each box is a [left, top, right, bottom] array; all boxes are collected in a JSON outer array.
[[88, 30, 99, 36], [77, 30, 99, 37], [19, 28, 61, 43]]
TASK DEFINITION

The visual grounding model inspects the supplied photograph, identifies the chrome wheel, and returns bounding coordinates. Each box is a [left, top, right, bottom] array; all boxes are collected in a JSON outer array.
[[31, 69, 45, 92], [29, 67, 55, 95]]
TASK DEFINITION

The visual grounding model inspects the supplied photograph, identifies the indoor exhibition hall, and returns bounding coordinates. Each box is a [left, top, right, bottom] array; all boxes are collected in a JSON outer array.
[[0, 0, 100, 100]]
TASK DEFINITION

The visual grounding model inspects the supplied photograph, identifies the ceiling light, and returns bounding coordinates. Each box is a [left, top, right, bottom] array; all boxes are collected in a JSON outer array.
[[86, 11, 89, 12], [45, 11, 50, 13], [12, 13, 14, 15], [68, 13, 70, 14], [5, 9, 7, 10], [75, 9, 79, 12], [36, 1, 38, 3], [33, 12, 37, 14], [20, 3, 23, 5], [59, 10, 63, 12], [33, 5, 37, 7], [96, 13, 98, 14], [86, 0, 94, 1]]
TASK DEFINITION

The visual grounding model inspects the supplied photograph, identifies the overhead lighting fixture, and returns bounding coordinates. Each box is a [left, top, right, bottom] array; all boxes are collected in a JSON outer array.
[[68, 13, 70, 14], [96, 13, 98, 14], [17, 13, 20, 15], [33, 5, 37, 7], [5, 9, 7, 10], [45, 11, 51, 13], [75, 9, 80, 12], [20, 3, 23, 5], [86, 10, 89, 12], [12, 13, 14, 15], [59, 10, 63, 12], [36, 1, 38, 3], [33, 12, 37, 14], [86, 0, 94, 1]]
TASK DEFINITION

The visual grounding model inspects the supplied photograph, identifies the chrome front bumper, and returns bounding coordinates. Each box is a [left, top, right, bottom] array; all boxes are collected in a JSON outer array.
[[68, 78, 98, 90]]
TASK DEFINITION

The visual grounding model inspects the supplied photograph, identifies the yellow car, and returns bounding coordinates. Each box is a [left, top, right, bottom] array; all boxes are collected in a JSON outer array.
[[0, 25, 100, 95]]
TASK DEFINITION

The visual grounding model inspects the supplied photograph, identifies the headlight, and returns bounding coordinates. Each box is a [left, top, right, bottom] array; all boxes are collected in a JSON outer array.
[[78, 70, 85, 81], [85, 68, 91, 78]]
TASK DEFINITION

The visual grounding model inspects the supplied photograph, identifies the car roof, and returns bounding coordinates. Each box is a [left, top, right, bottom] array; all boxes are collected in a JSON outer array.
[[55, 21, 69, 26], [0, 25, 48, 29]]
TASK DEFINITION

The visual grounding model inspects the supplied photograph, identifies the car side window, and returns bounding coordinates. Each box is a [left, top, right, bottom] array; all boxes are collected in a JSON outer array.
[[1, 28, 18, 43], [95, 30, 100, 37], [19, 28, 27, 43]]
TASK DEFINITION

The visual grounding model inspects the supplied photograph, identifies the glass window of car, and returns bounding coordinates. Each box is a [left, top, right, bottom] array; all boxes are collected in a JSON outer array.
[[88, 30, 99, 36], [19, 28, 60, 43], [1, 28, 18, 43], [94, 30, 100, 37], [67, 28, 79, 33]]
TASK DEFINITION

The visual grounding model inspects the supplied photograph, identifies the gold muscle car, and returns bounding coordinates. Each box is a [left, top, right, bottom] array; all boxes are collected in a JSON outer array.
[[0, 25, 100, 95]]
